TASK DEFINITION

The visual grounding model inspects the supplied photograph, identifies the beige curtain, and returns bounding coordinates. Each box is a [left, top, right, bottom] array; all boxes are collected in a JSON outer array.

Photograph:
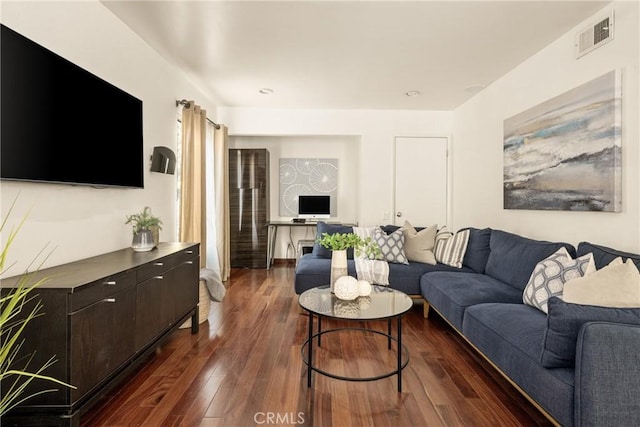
[[179, 101, 207, 268], [213, 125, 230, 281]]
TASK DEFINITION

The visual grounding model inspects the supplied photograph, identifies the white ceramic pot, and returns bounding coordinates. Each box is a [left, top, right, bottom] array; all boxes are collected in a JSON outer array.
[[330, 249, 348, 292]]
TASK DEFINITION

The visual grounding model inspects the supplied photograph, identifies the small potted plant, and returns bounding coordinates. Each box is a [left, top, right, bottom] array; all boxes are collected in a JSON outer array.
[[125, 207, 162, 252], [317, 232, 380, 291]]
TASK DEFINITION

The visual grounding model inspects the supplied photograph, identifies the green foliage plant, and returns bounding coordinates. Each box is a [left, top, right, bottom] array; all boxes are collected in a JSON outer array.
[[125, 206, 163, 235], [317, 232, 381, 259], [0, 198, 75, 416]]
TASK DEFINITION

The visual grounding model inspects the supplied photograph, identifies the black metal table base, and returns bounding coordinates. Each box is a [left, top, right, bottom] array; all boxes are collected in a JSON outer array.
[[302, 314, 409, 392]]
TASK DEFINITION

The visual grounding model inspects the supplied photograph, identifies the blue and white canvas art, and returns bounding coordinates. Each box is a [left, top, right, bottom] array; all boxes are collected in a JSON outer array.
[[503, 70, 621, 212]]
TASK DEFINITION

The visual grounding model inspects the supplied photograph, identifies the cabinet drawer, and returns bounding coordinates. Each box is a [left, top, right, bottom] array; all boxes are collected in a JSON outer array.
[[173, 245, 200, 266], [136, 255, 176, 282], [70, 270, 136, 312]]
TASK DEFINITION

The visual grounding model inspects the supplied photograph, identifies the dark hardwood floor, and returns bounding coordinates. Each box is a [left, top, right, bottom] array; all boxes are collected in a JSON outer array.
[[81, 263, 554, 426]]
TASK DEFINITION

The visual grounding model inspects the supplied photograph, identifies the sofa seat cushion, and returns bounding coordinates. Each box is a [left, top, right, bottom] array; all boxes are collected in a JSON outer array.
[[387, 261, 473, 296], [420, 272, 523, 331], [485, 230, 576, 291], [463, 303, 575, 427]]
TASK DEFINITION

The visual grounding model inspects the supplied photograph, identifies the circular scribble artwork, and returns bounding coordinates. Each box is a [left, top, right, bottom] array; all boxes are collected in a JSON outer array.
[[279, 158, 338, 217]]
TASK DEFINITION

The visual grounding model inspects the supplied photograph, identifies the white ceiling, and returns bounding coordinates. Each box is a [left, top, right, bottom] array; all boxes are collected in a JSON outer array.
[[102, 0, 610, 110]]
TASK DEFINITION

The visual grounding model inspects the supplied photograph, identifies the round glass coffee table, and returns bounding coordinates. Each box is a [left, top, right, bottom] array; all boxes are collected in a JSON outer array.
[[298, 284, 412, 392]]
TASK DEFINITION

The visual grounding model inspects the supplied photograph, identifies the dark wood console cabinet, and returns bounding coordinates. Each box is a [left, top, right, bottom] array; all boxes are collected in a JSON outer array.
[[0, 242, 200, 427]]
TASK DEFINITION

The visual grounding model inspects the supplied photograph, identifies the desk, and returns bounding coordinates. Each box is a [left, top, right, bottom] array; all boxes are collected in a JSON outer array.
[[266, 221, 356, 270]]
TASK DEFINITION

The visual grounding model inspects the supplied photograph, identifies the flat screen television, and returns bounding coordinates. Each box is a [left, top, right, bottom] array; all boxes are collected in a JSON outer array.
[[298, 195, 331, 220], [0, 24, 144, 188]]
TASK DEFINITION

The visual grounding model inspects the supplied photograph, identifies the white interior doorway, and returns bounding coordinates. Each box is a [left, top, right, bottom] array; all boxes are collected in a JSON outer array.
[[394, 136, 448, 227]]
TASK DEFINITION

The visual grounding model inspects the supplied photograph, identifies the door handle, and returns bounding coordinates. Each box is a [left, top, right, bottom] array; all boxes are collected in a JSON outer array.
[[396, 212, 403, 217]]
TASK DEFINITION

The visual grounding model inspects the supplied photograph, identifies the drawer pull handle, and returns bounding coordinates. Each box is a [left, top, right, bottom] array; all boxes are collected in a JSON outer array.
[[104, 281, 117, 285], [103, 298, 116, 303], [154, 275, 164, 280], [186, 250, 194, 254], [154, 262, 164, 266], [186, 261, 194, 265]]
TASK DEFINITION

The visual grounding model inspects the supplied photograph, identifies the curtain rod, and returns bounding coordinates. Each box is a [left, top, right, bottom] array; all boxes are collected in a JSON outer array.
[[176, 99, 221, 129]]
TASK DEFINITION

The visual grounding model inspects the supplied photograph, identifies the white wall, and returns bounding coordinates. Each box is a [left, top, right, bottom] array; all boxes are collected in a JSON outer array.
[[452, 1, 640, 252], [0, 1, 219, 273], [218, 107, 453, 258]]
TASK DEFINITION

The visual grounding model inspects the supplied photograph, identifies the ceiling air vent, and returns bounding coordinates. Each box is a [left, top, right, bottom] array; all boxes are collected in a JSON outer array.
[[575, 10, 614, 59]]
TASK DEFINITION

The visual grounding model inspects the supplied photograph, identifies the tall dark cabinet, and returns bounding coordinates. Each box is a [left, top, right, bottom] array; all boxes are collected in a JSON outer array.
[[229, 148, 270, 268]]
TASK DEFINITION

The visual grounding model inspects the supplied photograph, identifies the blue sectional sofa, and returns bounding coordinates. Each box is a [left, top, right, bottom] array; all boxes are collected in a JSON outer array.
[[294, 224, 640, 426], [295, 224, 491, 297]]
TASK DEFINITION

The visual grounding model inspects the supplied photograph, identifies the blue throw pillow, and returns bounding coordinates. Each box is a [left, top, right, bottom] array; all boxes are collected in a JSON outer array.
[[576, 241, 640, 270], [461, 227, 492, 273], [540, 297, 640, 368], [380, 224, 425, 235], [485, 230, 575, 291], [312, 222, 355, 259]]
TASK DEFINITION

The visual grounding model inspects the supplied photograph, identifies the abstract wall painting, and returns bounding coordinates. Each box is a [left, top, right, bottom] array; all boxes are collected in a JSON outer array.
[[279, 158, 338, 216], [503, 69, 622, 212]]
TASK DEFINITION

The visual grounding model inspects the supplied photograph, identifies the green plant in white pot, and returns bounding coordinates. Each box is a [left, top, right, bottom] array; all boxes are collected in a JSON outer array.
[[317, 232, 380, 291], [125, 206, 162, 252]]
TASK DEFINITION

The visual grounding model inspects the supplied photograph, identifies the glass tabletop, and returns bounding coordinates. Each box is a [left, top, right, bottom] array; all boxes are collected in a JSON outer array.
[[298, 285, 413, 320]]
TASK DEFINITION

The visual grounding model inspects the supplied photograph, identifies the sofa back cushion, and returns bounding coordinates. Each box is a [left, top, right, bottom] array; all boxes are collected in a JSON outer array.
[[485, 230, 575, 290], [577, 241, 640, 270], [312, 222, 355, 259], [461, 227, 492, 273], [380, 224, 426, 234]]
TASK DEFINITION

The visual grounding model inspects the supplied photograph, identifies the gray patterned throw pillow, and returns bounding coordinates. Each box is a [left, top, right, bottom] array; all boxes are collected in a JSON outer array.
[[523, 247, 596, 313], [373, 227, 409, 264]]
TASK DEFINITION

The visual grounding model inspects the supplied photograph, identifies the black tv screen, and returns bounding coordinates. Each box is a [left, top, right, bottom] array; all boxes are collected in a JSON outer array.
[[298, 195, 330, 219], [1, 24, 144, 188]]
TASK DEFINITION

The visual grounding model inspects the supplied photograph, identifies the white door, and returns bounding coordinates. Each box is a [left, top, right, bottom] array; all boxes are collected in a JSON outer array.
[[394, 137, 448, 227]]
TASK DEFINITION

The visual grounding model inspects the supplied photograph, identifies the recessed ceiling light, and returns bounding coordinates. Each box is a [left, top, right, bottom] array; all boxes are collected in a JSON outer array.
[[405, 90, 421, 97], [259, 88, 274, 95]]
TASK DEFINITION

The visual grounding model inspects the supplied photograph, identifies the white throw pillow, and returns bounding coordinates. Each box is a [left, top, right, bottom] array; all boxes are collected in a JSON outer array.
[[562, 259, 640, 308], [522, 247, 596, 313], [402, 221, 437, 265]]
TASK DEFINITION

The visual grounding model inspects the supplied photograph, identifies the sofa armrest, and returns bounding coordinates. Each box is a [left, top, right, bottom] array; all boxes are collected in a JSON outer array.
[[574, 322, 640, 426]]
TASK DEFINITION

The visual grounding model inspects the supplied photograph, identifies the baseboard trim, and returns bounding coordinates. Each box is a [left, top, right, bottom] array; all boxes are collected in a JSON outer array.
[[272, 258, 296, 266]]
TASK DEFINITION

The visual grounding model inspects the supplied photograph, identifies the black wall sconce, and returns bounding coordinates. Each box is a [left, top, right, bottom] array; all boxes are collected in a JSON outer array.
[[150, 146, 176, 175]]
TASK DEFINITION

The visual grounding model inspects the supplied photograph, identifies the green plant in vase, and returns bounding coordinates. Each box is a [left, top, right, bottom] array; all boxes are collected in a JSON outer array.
[[317, 232, 380, 259], [317, 232, 381, 291], [125, 206, 163, 252]]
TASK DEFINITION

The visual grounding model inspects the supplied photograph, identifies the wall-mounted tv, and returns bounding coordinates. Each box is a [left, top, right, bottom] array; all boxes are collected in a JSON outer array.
[[298, 195, 331, 220], [1, 24, 144, 188]]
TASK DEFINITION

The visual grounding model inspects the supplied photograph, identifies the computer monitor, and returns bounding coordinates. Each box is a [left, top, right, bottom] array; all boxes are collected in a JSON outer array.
[[298, 195, 330, 220]]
